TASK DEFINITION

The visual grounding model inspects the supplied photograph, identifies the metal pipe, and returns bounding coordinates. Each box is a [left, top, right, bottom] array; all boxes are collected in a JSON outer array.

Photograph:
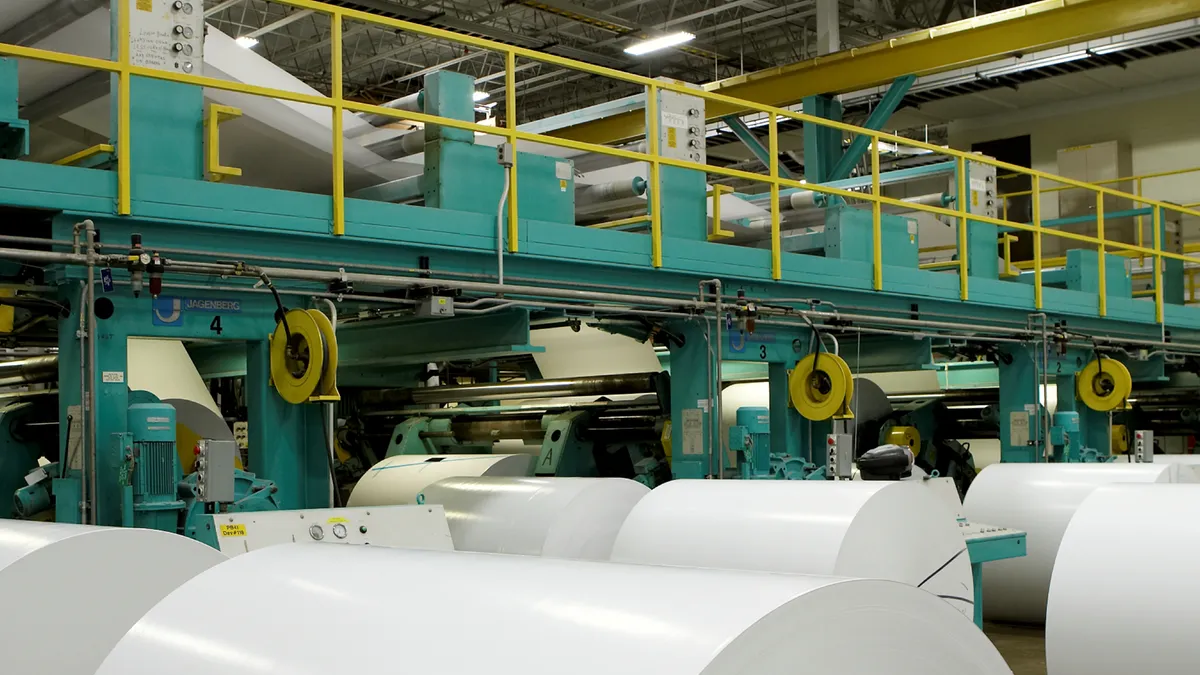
[[320, 298, 337, 507], [237, 262, 701, 310], [0, 355, 59, 385], [350, 175, 424, 203], [366, 129, 424, 159], [360, 401, 661, 418], [365, 372, 660, 406], [575, 177, 647, 209], [450, 418, 544, 443], [84, 219, 97, 524], [75, 281, 86, 523], [497, 165, 510, 287], [701, 278, 723, 479], [359, 91, 423, 127]]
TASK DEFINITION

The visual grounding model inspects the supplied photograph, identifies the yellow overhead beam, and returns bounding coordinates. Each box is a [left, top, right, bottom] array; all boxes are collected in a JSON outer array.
[[550, 0, 1200, 144]]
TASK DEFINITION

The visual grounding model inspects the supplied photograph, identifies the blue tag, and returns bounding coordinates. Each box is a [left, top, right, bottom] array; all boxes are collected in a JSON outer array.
[[100, 268, 113, 293]]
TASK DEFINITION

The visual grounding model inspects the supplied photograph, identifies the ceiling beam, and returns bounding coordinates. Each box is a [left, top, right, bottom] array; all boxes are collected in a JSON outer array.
[[244, 9, 316, 40], [547, 0, 1200, 144], [205, 0, 245, 17], [0, 0, 106, 46]]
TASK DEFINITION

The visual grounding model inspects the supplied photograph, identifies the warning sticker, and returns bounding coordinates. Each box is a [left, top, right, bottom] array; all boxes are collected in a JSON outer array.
[[220, 524, 247, 537], [666, 126, 678, 149], [136, 0, 153, 11]]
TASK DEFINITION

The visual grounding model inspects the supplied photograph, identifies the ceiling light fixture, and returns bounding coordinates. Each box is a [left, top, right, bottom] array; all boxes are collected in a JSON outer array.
[[472, 90, 491, 102], [624, 31, 695, 56], [235, 36, 259, 49]]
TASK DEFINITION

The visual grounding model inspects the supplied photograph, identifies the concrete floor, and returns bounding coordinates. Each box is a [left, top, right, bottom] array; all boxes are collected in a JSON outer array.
[[984, 623, 1046, 675]]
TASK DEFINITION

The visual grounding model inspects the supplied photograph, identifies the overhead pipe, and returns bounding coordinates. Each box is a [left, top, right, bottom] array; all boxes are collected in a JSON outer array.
[[359, 91, 424, 127], [362, 372, 661, 406], [366, 130, 426, 160], [15, 243, 1200, 351]]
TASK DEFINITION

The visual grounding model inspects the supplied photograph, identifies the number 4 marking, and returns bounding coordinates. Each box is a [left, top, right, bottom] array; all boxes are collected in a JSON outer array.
[[210, 316, 223, 335]]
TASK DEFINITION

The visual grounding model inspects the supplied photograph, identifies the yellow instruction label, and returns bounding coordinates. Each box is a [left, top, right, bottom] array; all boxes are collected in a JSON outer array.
[[326, 517, 349, 524], [666, 127, 678, 149], [136, 0, 153, 11], [220, 524, 247, 537]]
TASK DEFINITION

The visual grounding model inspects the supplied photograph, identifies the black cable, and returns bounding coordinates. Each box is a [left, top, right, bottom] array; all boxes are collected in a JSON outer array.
[[259, 272, 292, 343], [320, 411, 344, 508], [917, 547, 967, 588], [800, 312, 823, 372], [937, 594, 975, 606], [60, 414, 72, 478]]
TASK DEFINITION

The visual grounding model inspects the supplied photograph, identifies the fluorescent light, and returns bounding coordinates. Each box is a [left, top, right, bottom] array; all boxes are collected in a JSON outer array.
[[472, 90, 491, 102], [624, 31, 695, 56], [235, 36, 259, 49]]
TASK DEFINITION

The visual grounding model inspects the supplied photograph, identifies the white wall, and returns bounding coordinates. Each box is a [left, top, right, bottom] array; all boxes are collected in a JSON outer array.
[[949, 80, 1200, 223]]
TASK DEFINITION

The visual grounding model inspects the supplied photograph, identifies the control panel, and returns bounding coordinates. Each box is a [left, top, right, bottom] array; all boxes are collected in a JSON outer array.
[[196, 438, 236, 503], [210, 505, 455, 556], [1134, 429, 1154, 463], [958, 520, 1024, 543], [656, 86, 705, 164], [827, 433, 853, 480], [966, 161, 998, 221], [129, 0, 205, 74]]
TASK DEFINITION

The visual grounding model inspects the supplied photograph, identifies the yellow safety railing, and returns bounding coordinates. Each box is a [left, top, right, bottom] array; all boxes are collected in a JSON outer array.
[[1, 0, 1199, 324], [1001, 165, 1200, 265]]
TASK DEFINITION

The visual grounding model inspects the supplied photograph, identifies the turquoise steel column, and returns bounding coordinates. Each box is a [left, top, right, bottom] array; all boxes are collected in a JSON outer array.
[[963, 162, 998, 281], [247, 341, 331, 510], [109, 4, 204, 186], [668, 323, 714, 478], [0, 57, 29, 158], [802, 95, 842, 183], [998, 345, 1040, 463], [768, 361, 807, 462]]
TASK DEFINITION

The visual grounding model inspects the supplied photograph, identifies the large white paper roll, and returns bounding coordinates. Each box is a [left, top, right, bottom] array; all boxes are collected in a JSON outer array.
[[530, 325, 660, 379], [0, 522, 226, 675], [348, 454, 534, 506], [962, 462, 1194, 624], [1154, 454, 1200, 480], [96, 544, 1012, 675], [610, 479, 975, 619], [417, 476, 649, 559], [1046, 484, 1200, 675]]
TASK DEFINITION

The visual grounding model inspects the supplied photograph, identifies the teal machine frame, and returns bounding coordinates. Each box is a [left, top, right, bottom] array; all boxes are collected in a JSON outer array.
[[0, 7, 1193, 536]]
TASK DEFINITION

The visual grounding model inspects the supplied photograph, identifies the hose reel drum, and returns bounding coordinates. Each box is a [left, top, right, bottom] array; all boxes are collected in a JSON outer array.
[[269, 309, 340, 404]]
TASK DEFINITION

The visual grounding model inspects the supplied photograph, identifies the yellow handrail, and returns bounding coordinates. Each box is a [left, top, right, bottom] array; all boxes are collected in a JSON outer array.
[[52, 144, 114, 167], [588, 215, 650, 230], [707, 185, 736, 241], [0, 0, 1195, 324]]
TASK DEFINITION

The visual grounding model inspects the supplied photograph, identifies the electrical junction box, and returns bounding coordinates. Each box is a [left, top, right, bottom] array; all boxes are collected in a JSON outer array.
[[417, 296, 454, 317], [196, 438, 236, 503]]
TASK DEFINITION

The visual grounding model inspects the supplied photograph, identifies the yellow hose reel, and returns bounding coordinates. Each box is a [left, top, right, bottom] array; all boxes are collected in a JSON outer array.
[[270, 309, 340, 404], [1076, 357, 1131, 412], [789, 352, 854, 421], [886, 425, 921, 452]]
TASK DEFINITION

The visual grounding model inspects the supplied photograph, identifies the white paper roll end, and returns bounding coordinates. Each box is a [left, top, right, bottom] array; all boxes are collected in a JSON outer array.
[[0, 522, 226, 675]]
